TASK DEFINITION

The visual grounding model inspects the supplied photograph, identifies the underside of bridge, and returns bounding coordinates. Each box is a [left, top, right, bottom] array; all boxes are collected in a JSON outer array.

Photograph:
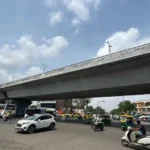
[[5, 83, 150, 101]]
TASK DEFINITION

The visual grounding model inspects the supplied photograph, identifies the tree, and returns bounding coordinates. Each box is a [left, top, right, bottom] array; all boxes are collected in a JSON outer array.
[[118, 100, 136, 114], [93, 106, 105, 114], [73, 98, 91, 109], [86, 106, 94, 113], [64, 99, 73, 109], [110, 109, 119, 115], [110, 100, 136, 115]]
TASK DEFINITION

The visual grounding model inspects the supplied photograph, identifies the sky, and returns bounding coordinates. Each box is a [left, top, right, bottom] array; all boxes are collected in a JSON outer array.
[[1, 0, 150, 111]]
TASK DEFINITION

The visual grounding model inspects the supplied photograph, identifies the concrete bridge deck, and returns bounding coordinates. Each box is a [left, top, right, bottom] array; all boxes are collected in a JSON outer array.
[[0, 43, 150, 100]]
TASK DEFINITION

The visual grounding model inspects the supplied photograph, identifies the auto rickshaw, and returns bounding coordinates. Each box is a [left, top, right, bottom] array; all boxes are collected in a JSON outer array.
[[101, 115, 111, 126], [85, 112, 93, 124], [119, 115, 134, 131]]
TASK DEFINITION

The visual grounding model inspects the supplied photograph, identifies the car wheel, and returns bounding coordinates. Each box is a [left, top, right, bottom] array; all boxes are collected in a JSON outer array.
[[49, 123, 55, 130], [28, 125, 36, 134]]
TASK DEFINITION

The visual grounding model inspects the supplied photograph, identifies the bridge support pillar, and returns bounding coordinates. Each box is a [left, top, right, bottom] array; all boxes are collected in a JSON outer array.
[[7, 99, 32, 117]]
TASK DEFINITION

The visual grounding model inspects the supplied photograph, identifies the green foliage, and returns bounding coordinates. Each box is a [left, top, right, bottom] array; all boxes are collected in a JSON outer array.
[[73, 98, 91, 108], [93, 106, 105, 114], [86, 106, 94, 112], [110, 100, 136, 115], [110, 109, 119, 115], [86, 105, 105, 114]]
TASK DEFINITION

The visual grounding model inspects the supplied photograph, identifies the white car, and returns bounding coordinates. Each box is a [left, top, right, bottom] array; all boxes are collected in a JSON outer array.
[[15, 114, 56, 134]]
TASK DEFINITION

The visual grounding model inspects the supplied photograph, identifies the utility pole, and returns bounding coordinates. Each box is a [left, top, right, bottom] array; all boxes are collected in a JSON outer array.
[[97, 100, 105, 114], [122, 96, 125, 113], [12, 77, 15, 81], [42, 64, 47, 72], [106, 41, 112, 54]]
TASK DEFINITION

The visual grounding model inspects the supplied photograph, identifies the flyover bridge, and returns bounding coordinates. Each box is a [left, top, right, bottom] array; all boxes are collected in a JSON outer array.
[[0, 43, 150, 101]]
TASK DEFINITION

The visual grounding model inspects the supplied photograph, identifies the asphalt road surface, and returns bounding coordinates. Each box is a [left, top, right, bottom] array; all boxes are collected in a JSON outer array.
[[0, 122, 128, 150]]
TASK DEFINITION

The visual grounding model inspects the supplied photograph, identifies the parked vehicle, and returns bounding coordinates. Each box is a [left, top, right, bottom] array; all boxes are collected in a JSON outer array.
[[121, 127, 150, 149], [15, 114, 56, 134]]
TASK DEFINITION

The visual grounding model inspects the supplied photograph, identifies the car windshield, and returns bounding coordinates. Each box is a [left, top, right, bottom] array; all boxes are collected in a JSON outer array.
[[25, 115, 39, 120]]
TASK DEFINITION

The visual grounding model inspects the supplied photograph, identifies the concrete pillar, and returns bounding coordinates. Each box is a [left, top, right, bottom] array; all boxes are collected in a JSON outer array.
[[8, 99, 32, 117]]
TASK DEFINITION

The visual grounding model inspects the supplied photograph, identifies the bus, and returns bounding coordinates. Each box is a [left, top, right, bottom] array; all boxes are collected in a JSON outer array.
[[0, 104, 16, 118], [39, 101, 56, 116], [25, 108, 46, 117]]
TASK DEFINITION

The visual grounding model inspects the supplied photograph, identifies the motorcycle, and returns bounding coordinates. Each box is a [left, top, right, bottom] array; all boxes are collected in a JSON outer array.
[[121, 128, 150, 150], [91, 120, 96, 129], [93, 122, 104, 131]]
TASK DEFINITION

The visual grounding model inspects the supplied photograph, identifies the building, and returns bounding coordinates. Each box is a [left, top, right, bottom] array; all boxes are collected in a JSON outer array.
[[135, 100, 150, 112]]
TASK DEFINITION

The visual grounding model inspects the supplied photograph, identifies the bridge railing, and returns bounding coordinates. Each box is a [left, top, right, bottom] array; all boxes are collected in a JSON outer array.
[[0, 43, 150, 88]]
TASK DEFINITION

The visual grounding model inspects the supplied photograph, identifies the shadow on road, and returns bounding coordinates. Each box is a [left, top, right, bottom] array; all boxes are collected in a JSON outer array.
[[16, 128, 58, 134]]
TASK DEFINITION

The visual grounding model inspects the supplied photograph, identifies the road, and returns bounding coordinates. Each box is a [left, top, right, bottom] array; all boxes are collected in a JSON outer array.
[[0, 122, 128, 150]]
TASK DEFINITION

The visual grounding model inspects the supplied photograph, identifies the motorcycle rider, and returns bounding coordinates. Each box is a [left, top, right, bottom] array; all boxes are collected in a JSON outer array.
[[136, 120, 146, 136], [95, 115, 102, 125], [127, 118, 135, 127], [91, 115, 96, 127], [129, 123, 142, 143]]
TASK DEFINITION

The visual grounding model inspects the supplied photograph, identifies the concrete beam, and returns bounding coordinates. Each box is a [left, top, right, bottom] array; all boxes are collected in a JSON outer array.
[[3, 55, 150, 100], [0, 43, 150, 89]]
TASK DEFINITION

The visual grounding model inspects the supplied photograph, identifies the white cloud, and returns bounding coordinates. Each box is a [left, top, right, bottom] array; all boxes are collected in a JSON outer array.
[[97, 28, 150, 57], [0, 35, 68, 69], [0, 70, 12, 83], [72, 18, 80, 26], [0, 66, 43, 84], [63, 0, 101, 22], [45, 0, 58, 7], [15, 66, 43, 79], [49, 11, 63, 26], [63, 0, 90, 22], [72, 18, 81, 33], [45, 0, 101, 28]]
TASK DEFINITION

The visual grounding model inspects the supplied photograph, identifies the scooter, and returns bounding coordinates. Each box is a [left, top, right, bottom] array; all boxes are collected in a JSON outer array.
[[121, 128, 150, 150], [93, 122, 104, 131]]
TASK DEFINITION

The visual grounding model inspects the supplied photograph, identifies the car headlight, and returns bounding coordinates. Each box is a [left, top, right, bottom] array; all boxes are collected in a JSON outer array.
[[22, 122, 30, 125]]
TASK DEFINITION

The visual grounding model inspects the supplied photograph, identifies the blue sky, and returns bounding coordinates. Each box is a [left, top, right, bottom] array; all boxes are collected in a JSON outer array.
[[1, 0, 150, 111]]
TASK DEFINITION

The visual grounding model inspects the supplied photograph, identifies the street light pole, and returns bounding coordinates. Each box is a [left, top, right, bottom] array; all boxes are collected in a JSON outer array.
[[106, 41, 112, 54], [122, 96, 125, 113], [12, 77, 15, 81], [97, 100, 105, 115], [42, 64, 47, 72]]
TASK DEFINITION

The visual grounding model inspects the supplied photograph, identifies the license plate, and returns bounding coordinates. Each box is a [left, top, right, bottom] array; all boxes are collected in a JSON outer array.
[[15, 127, 21, 131]]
